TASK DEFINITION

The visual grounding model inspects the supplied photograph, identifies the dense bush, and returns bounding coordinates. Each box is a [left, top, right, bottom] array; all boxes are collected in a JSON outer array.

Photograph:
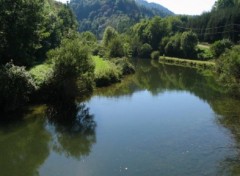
[[151, 51, 160, 60], [139, 43, 152, 58], [113, 58, 135, 75], [216, 45, 240, 94], [0, 63, 36, 113], [108, 37, 125, 58], [93, 56, 121, 87], [210, 39, 233, 58], [45, 37, 95, 102], [181, 31, 198, 58]]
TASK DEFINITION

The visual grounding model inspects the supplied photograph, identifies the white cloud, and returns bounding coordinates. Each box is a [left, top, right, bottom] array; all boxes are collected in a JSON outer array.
[[55, 0, 217, 15], [147, 0, 216, 15]]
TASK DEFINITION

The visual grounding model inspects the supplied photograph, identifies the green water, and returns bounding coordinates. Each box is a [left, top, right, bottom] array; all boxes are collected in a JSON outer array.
[[1, 60, 240, 176]]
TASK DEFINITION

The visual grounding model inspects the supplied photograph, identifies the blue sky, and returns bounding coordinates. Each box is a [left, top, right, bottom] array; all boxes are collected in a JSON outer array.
[[56, 0, 216, 15]]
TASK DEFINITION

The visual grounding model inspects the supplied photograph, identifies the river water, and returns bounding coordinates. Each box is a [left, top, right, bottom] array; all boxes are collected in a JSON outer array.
[[1, 60, 240, 176]]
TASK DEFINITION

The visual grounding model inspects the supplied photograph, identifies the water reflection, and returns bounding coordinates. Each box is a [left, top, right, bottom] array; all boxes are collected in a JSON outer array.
[[96, 59, 223, 102], [46, 102, 96, 159], [210, 97, 240, 175], [0, 109, 50, 176], [0, 101, 96, 175]]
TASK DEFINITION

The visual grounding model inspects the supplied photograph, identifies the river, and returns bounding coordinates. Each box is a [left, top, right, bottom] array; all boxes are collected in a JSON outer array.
[[1, 59, 240, 176]]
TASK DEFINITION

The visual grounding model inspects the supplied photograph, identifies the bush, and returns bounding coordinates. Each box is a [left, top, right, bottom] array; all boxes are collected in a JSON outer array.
[[46, 38, 94, 102], [210, 39, 233, 58], [151, 51, 160, 60], [108, 37, 125, 58], [0, 63, 36, 113], [139, 43, 152, 58], [113, 58, 135, 75], [216, 45, 240, 94], [93, 56, 121, 87]]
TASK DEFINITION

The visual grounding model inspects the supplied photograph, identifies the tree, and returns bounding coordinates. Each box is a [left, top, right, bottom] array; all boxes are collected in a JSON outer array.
[[0, 0, 45, 66], [210, 39, 233, 58], [216, 45, 240, 94], [0, 63, 36, 112], [139, 43, 152, 58], [46, 37, 95, 103], [108, 37, 125, 58], [102, 26, 119, 47], [181, 31, 198, 58]]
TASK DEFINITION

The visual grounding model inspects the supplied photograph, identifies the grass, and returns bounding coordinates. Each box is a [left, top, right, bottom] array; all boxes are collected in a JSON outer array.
[[92, 56, 121, 87], [160, 56, 215, 70], [28, 63, 53, 87], [92, 56, 115, 75]]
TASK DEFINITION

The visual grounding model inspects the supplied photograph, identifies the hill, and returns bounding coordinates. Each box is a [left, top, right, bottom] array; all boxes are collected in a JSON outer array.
[[135, 0, 173, 17], [69, 0, 174, 37]]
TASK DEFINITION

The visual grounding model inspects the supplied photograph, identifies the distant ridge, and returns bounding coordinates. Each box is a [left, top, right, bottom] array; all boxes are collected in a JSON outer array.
[[70, 0, 174, 37], [135, 0, 174, 17]]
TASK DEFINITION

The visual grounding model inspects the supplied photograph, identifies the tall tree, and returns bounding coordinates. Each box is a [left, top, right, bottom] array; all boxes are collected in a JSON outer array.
[[0, 0, 45, 66]]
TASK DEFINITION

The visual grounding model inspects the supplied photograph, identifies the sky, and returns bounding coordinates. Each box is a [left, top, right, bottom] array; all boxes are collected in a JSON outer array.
[[56, 0, 217, 15]]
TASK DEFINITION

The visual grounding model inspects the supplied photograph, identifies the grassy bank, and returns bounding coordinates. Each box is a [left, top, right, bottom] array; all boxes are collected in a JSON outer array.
[[93, 56, 122, 87], [159, 56, 215, 70]]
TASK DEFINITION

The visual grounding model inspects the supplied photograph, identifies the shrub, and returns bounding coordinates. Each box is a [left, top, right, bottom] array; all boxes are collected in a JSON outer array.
[[151, 51, 160, 60], [0, 63, 36, 113], [93, 56, 121, 87], [216, 45, 240, 94], [210, 39, 233, 58], [108, 37, 125, 58], [46, 38, 94, 102], [113, 58, 135, 75], [139, 43, 152, 58]]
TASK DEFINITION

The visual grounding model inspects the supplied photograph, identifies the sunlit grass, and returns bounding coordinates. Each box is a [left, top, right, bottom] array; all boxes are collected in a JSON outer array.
[[29, 63, 53, 87], [160, 56, 215, 69]]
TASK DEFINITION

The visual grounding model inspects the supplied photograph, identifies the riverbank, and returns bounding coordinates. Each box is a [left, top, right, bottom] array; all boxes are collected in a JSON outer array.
[[159, 56, 215, 70]]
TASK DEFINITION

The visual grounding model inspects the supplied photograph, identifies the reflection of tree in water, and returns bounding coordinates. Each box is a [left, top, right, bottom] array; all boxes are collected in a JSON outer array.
[[0, 111, 51, 176], [210, 97, 240, 175], [46, 102, 96, 159]]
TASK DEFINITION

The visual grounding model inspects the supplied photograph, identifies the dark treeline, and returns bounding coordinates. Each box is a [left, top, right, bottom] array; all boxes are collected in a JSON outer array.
[[186, 0, 240, 42]]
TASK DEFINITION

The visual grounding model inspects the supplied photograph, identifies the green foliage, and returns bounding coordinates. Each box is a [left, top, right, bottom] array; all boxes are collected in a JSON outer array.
[[181, 31, 198, 58], [139, 43, 152, 58], [93, 56, 121, 87], [213, 0, 235, 10], [70, 0, 173, 37], [112, 58, 135, 75], [102, 26, 119, 47], [210, 39, 233, 58], [151, 51, 160, 60], [0, 0, 45, 66], [162, 33, 182, 57], [216, 45, 240, 93], [108, 37, 125, 58], [187, 2, 240, 43], [0, 63, 36, 112], [46, 37, 94, 101], [29, 63, 53, 88], [0, 0, 78, 66]]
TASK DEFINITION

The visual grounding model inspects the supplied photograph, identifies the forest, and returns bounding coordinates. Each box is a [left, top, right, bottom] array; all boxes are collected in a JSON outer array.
[[0, 0, 240, 116]]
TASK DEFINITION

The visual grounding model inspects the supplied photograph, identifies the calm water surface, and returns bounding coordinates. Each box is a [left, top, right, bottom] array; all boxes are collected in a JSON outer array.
[[1, 60, 240, 176]]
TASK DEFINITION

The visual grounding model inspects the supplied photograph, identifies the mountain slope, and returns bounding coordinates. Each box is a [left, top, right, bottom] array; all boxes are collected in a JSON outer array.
[[135, 0, 173, 17], [70, 0, 174, 37]]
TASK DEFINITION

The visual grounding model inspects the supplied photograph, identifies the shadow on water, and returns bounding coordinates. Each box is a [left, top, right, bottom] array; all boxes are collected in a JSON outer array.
[[210, 97, 240, 175], [0, 108, 50, 176], [0, 100, 96, 175], [46, 101, 96, 159]]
